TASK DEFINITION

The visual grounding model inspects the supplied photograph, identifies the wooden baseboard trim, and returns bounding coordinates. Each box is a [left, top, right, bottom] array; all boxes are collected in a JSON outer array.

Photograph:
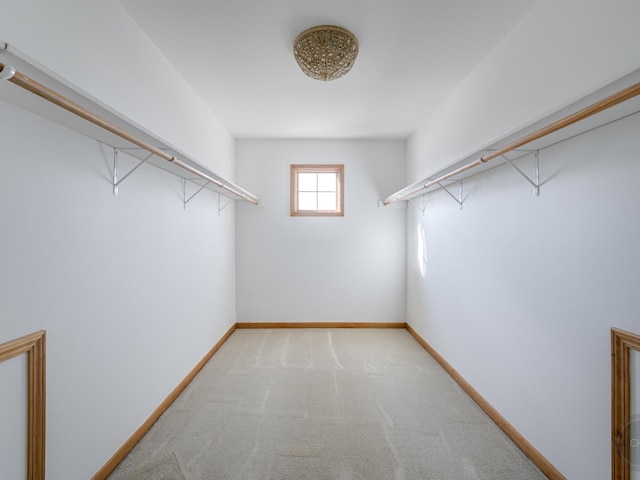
[[236, 322, 407, 329], [91, 323, 237, 480], [405, 323, 566, 480]]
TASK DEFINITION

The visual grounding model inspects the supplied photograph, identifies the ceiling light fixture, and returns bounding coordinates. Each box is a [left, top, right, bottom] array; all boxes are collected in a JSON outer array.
[[293, 25, 359, 81]]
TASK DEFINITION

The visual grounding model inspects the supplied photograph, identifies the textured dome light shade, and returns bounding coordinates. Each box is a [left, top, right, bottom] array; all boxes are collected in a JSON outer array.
[[293, 25, 359, 81]]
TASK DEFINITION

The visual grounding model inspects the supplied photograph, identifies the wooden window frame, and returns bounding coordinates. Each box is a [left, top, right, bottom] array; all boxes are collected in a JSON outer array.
[[612, 327, 640, 480], [0, 330, 46, 480], [290, 164, 344, 217]]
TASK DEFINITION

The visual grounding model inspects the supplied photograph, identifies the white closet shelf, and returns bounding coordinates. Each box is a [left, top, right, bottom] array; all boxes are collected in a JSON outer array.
[[384, 68, 640, 205], [0, 43, 259, 206]]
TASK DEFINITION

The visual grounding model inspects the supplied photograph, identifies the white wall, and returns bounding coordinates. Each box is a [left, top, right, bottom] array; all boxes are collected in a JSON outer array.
[[236, 140, 406, 324], [406, 1, 640, 478], [0, 97, 237, 480], [0, 1, 238, 478], [408, 113, 640, 479], [409, 0, 640, 179]]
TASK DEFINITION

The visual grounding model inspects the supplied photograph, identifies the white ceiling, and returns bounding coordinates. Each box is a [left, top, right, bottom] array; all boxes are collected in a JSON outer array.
[[120, 0, 537, 139]]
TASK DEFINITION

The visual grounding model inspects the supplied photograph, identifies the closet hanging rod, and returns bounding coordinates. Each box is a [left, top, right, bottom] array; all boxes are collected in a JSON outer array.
[[383, 81, 640, 205], [0, 61, 259, 205]]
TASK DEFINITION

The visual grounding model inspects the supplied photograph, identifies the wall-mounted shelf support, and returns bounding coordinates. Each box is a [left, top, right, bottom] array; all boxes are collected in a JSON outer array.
[[500, 151, 540, 196], [218, 194, 233, 215], [181, 178, 209, 209], [437, 180, 463, 209], [112, 149, 153, 195], [180, 181, 233, 215], [408, 195, 428, 215]]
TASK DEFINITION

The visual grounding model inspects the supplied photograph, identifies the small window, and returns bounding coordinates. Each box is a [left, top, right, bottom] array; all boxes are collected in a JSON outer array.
[[290, 164, 344, 216]]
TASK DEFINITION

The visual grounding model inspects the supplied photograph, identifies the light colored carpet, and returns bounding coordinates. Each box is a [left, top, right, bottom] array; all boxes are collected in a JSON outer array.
[[108, 328, 547, 479]]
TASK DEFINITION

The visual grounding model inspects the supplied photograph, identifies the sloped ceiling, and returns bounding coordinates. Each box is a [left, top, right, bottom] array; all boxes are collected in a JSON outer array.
[[120, 0, 537, 139]]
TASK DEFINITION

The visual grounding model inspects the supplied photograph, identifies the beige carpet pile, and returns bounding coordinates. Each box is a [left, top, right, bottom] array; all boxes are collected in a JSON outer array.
[[108, 328, 546, 480]]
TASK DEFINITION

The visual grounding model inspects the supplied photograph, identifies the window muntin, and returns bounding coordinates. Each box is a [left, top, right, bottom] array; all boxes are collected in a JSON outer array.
[[291, 164, 344, 216]]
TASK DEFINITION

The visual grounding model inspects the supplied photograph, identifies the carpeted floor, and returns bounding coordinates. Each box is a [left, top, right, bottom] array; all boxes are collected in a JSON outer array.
[[108, 328, 547, 479]]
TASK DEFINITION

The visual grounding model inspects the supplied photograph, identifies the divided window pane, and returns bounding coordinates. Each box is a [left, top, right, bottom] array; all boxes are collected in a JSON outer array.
[[318, 192, 337, 210], [298, 173, 318, 192], [298, 192, 317, 210], [317, 173, 337, 192]]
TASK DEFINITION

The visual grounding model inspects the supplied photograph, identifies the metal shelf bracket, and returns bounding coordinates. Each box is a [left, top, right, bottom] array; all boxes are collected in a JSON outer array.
[[181, 178, 209, 209], [501, 151, 540, 196], [181, 180, 233, 215], [409, 195, 428, 216], [217, 194, 233, 215], [437, 180, 464, 210], [112, 148, 152, 195]]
